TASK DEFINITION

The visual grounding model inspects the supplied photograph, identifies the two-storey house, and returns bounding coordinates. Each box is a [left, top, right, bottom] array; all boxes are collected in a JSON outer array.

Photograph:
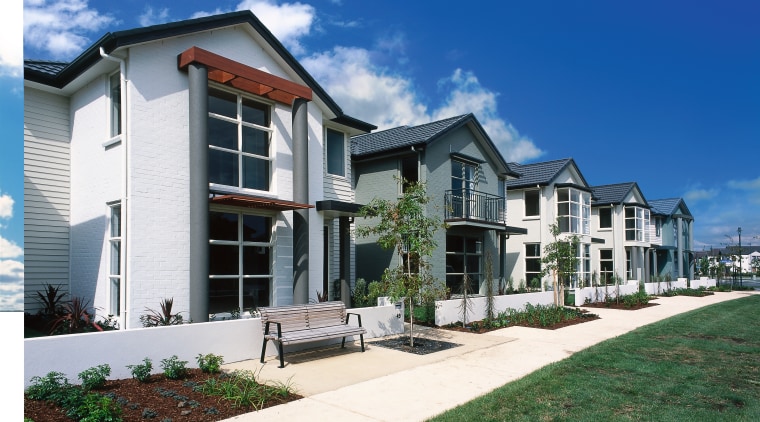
[[24, 11, 375, 328], [590, 182, 652, 283], [504, 158, 593, 290], [648, 198, 694, 280], [351, 114, 525, 295]]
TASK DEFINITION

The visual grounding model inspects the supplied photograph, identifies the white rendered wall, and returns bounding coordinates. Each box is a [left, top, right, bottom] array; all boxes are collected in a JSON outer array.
[[435, 291, 555, 326]]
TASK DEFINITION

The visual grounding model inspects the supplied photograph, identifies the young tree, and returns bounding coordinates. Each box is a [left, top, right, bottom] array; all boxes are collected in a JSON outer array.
[[356, 178, 447, 346], [541, 220, 580, 306]]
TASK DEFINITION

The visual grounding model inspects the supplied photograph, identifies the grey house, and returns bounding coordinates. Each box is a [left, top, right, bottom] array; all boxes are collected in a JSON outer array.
[[648, 198, 695, 280], [351, 114, 525, 295]]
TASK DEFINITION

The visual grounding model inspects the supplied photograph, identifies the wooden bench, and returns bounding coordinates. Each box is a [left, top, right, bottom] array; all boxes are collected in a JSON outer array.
[[259, 301, 367, 368]]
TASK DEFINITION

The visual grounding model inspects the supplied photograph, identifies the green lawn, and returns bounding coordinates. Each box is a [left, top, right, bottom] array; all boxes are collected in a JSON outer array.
[[430, 295, 760, 421]]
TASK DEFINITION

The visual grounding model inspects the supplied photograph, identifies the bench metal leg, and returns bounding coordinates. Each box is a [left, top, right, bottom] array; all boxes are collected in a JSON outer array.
[[341, 336, 346, 348], [276, 342, 285, 368], [360, 334, 365, 352], [260, 338, 269, 363]]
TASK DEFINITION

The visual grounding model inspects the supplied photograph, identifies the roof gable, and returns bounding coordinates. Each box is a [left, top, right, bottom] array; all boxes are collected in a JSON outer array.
[[591, 182, 648, 207], [649, 198, 692, 217], [505, 158, 589, 189], [24, 10, 375, 132]]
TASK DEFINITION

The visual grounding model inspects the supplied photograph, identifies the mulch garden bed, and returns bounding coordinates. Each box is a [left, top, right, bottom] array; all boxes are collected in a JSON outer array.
[[579, 301, 659, 310], [24, 368, 302, 422]]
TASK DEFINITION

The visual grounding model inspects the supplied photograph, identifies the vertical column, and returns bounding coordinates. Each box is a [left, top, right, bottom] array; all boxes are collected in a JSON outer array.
[[340, 217, 351, 306], [188, 63, 209, 322], [292, 98, 309, 304], [676, 217, 684, 278]]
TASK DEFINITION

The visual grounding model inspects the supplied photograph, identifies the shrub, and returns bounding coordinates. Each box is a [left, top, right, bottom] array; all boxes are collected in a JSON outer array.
[[78, 364, 111, 391], [140, 298, 184, 327], [199, 369, 296, 410], [49, 297, 103, 335], [70, 393, 122, 422], [26, 371, 71, 402], [197, 353, 224, 374], [33, 283, 66, 317], [160, 355, 188, 380], [126, 358, 153, 383]]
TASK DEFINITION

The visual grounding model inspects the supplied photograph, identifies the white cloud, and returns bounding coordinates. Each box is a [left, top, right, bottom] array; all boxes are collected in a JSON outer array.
[[23, 0, 115, 59], [684, 187, 719, 203], [0, 274, 24, 311], [0, 194, 12, 219], [0, 259, 23, 282], [0, 0, 22, 76], [0, 236, 23, 259], [193, 0, 315, 55], [139, 6, 170, 27]]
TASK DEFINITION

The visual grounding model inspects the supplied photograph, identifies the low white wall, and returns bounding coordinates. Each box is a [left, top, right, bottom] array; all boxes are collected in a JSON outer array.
[[643, 279, 688, 295], [24, 305, 402, 387], [574, 284, 638, 306], [690, 278, 717, 289], [435, 291, 554, 326]]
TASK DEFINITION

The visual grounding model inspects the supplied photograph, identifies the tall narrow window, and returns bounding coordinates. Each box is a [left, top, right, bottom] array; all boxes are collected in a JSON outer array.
[[208, 87, 272, 191], [599, 249, 613, 284], [108, 204, 121, 316], [525, 243, 542, 289], [599, 207, 612, 229], [325, 128, 345, 176], [557, 188, 588, 234], [209, 211, 273, 313], [524, 189, 540, 217], [400, 156, 418, 192], [445, 235, 482, 294], [625, 206, 645, 241], [110, 73, 121, 138]]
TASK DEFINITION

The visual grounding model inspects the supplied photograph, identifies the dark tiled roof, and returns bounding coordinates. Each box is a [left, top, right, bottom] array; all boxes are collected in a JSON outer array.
[[351, 114, 470, 156], [23, 10, 375, 132], [649, 198, 691, 217], [591, 182, 643, 206], [24, 60, 68, 76], [504, 158, 573, 188]]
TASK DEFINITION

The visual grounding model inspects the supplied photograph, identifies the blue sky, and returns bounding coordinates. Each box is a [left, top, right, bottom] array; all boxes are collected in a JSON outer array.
[[1, 1, 759, 311]]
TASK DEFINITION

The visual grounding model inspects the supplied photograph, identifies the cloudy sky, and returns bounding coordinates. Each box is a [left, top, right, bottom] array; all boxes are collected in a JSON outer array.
[[2, 1, 760, 311]]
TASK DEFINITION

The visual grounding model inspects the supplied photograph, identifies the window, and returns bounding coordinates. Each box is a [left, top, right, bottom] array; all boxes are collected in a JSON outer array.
[[446, 235, 482, 294], [325, 128, 345, 176], [108, 204, 121, 316], [400, 156, 418, 192], [599, 249, 613, 284], [599, 207, 612, 229], [209, 211, 272, 313], [525, 243, 541, 289], [451, 160, 478, 192], [557, 188, 589, 234], [110, 73, 121, 138], [579, 243, 591, 286], [625, 206, 646, 241], [655, 217, 661, 237], [525, 189, 540, 217], [208, 87, 272, 191]]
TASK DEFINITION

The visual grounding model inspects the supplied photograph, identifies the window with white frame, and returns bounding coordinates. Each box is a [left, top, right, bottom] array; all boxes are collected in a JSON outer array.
[[655, 217, 661, 237], [625, 206, 646, 241], [109, 72, 121, 138], [451, 160, 478, 192], [579, 243, 590, 286], [208, 87, 272, 191], [599, 207, 612, 229], [557, 187, 589, 234], [524, 189, 540, 217], [599, 249, 613, 284], [108, 203, 121, 316], [325, 128, 345, 176], [525, 243, 541, 289], [209, 211, 273, 314]]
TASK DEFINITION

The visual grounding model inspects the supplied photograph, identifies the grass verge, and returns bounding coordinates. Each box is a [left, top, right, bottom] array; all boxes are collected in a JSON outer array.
[[429, 295, 760, 421]]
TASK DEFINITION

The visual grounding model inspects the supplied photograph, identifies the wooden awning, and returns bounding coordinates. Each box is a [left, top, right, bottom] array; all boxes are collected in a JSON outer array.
[[210, 194, 314, 211], [178, 46, 312, 105]]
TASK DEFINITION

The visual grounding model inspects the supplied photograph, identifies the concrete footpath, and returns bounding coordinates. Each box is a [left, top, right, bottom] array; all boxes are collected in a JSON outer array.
[[222, 291, 756, 422]]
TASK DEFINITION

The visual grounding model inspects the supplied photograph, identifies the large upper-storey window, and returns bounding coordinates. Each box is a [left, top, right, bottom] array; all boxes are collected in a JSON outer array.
[[451, 160, 478, 192], [625, 206, 649, 241], [557, 187, 590, 235], [599, 207, 612, 229], [325, 128, 345, 177], [524, 189, 540, 217], [208, 87, 272, 191]]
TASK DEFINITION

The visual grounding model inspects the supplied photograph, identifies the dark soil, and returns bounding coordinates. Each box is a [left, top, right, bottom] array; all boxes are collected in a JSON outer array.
[[372, 336, 462, 355], [24, 368, 302, 422], [579, 301, 660, 310]]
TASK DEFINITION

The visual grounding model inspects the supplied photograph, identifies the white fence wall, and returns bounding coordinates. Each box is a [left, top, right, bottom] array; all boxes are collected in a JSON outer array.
[[690, 278, 717, 289], [574, 284, 639, 306], [643, 279, 688, 295], [24, 305, 402, 387], [435, 291, 554, 326]]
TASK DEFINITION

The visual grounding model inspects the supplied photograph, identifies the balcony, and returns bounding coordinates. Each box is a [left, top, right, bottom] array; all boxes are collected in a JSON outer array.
[[444, 189, 506, 225]]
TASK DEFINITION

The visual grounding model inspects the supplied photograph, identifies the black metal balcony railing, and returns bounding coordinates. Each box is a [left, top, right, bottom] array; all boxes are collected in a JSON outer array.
[[444, 189, 506, 224]]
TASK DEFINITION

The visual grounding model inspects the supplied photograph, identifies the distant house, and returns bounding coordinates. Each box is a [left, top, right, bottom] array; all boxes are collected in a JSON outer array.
[[504, 158, 593, 289], [23, 11, 375, 328], [648, 198, 695, 279], [352, 114, 525, 295], [590, 182, 653, 283]]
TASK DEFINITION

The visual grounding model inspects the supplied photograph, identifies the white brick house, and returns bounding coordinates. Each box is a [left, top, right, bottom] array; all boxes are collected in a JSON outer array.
[[24, 11, 374, 329]]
